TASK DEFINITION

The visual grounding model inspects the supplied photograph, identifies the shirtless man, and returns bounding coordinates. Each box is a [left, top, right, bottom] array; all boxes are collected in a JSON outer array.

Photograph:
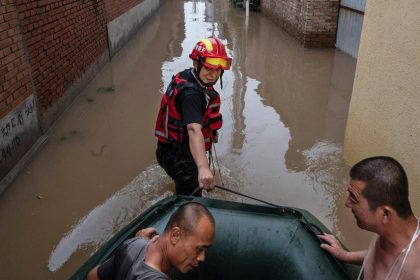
[[318, 156, 420, 280]]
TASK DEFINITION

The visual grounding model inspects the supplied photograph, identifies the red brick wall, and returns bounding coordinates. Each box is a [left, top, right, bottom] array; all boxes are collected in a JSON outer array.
[[1, 0, 160, 185], [15, 0, 108, 115], [0, 0, 33, 118], [260, 0, 307, 43], [104, 0, 145, 22], [261, 0, 339, 48], [304, 0, 339, 47]]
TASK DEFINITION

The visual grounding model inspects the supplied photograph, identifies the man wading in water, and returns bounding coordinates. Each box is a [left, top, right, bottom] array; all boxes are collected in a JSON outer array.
[[154, 36, 231, 196]]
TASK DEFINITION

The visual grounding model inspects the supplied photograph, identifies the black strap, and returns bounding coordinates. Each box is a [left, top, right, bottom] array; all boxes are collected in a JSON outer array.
[[214, 185, 283, 208]]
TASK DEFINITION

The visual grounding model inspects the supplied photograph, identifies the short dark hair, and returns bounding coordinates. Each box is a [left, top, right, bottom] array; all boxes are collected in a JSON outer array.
[[164, 202, 215, 234], [350, 156, 412, 218]]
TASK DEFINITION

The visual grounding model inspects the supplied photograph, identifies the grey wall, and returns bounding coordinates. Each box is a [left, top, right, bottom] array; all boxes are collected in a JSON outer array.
[[107, 0, 162, 56], [336, 0, 365, 58], [0, 96, 41, 193]]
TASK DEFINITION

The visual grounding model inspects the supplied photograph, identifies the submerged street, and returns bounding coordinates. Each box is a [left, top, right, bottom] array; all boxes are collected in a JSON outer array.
[[0, 0, 379, 278]]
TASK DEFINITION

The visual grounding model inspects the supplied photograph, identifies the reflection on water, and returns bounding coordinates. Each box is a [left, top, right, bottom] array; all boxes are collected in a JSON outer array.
[[0, 0, 368, 279], [205, 0, 370, 249]]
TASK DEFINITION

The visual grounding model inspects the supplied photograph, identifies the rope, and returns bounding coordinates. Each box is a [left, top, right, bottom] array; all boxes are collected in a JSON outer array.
[[189, 187, 201, 196], [214, 184, 283, 208], [207, 145, 327, 236], [210, 145, 285, 208], [213, 184, 325, 236]]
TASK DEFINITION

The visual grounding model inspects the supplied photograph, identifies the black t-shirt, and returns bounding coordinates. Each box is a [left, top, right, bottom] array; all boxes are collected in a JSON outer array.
[[175, 69, 208, 145], [176, 69, 207, 125]]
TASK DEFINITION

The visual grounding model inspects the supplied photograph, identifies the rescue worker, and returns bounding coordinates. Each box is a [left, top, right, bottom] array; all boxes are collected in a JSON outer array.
[[155, 36, 232, 196]]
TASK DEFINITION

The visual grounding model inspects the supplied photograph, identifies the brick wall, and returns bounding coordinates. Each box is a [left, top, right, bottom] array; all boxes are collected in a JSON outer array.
[[104, 0, 145, 22], [0, 0, 34, 119], [260, 0, 307, 43], [1, 0, 163, 186], [15, 0, 108, 117], [0, 0, 148, 119], [261, 0, 339, 48], [304, 0, 339, 47]]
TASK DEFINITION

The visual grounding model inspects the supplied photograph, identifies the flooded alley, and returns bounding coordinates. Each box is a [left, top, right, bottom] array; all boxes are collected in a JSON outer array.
[[0, 0, 374, 279]]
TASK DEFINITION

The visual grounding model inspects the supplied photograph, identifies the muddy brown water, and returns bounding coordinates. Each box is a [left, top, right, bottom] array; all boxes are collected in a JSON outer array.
[[0, 0, 383, 278]]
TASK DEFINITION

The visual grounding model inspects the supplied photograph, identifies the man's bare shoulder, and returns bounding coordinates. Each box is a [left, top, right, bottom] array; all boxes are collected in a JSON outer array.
[[399, 238, 420, 279]]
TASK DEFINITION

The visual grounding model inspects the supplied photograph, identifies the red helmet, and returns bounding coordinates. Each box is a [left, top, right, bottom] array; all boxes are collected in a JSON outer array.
[[190, 36, 232, 70]]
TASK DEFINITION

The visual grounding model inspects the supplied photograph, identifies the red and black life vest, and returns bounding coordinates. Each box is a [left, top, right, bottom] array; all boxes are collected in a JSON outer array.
[[155, 73, 222, 151]]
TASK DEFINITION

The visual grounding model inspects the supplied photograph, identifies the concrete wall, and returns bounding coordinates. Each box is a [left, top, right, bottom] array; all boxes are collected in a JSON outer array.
[[343, 0, 420, 212], [0, 96, 43, 193], [260, 0, 339, 47], [107, 0, 161, 56]]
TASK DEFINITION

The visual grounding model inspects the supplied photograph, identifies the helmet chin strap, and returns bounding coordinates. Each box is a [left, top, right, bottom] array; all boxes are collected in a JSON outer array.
[[193, 62, 223, 88], [204, 79, 218, 87]]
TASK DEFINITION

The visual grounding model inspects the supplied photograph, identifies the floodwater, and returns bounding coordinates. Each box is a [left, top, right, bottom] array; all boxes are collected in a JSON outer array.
[[0, 0, 373, 279]]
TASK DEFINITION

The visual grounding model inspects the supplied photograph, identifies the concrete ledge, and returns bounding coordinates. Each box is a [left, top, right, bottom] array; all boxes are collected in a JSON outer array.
[[0, 134, 47, 195], [107, 0, 163, 57], [0, 95, 41, 181]]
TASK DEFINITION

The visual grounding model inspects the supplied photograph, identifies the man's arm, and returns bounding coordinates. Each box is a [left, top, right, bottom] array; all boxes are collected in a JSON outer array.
[[187, 123, 214, 190], [318, 234, 366, 265], [135, 227, 159, 242]]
